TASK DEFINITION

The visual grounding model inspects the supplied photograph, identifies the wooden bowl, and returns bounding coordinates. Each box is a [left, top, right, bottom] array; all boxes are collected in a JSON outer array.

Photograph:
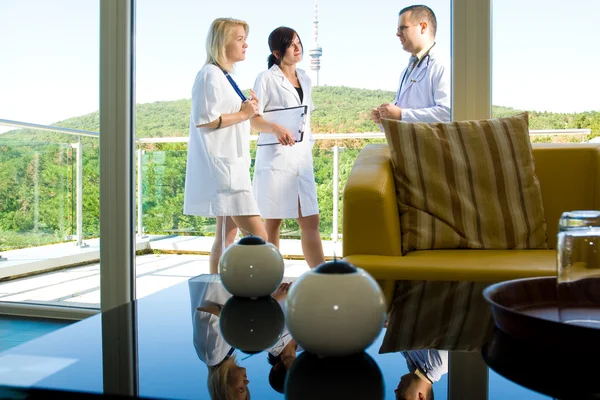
[[483, 276, 600, 351]]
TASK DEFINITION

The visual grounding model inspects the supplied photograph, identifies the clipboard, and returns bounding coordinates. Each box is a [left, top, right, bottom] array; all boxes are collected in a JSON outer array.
[[257, 105, 307, 146]]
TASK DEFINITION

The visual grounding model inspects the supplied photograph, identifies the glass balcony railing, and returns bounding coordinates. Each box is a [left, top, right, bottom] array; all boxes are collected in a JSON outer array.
[[134, 137, 388, 242], [0, 117, 593, 254], [0, 138, 73, 251], [0, 120, 100, 252]]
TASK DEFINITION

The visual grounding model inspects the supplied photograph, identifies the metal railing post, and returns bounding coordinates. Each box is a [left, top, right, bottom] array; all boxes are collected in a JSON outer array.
[[33, 152, 40, 233], [332, 145, 339, 244], [76, 138, 86, 247], [137, 148, 145, 238]]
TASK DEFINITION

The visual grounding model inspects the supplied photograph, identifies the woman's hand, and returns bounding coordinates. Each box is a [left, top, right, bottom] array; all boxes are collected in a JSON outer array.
[[241, 99, 259, 120], [197, 305, 221, 317], [273, 124, 295, 146], [271, 282, 292, 302], [249, 89, 259, 105], [240, 88, 260, 121]]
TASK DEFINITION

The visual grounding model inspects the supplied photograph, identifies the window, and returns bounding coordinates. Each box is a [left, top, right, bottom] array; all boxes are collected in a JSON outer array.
[[492, 0, 600, 142], [0, 0, 100, 311]]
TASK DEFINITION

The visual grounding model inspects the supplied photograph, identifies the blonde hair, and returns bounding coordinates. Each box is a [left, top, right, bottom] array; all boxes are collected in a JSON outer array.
[[204, 18, 249, 72], [207, 356, 251, 400]]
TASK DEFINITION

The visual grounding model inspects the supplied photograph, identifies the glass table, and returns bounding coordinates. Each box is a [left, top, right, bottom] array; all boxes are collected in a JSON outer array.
[[0, 274, 589, 399]]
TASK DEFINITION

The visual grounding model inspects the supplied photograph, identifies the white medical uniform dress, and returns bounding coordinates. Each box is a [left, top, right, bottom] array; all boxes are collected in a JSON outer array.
[[189, 276, 298, 365], [184, 64, 260, 217], [252, 65, 319, 219], [189, 276, 234, 366], [266, 298, 304, 356]]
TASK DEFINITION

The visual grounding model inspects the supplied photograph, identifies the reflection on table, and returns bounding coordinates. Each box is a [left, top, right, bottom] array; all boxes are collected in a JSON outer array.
[[189, 275, 295, 399]]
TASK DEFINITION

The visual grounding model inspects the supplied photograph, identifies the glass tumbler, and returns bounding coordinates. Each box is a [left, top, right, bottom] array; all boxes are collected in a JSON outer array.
[[557, 210, 600, 327]]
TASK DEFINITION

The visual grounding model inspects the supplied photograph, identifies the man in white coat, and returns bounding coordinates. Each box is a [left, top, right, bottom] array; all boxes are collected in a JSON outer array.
[[395, 349, 448, 400], [372, 5, 450, 124]]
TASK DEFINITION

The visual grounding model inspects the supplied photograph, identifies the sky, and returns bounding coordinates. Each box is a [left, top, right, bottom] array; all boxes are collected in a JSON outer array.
[[0, 0, 599, 132]]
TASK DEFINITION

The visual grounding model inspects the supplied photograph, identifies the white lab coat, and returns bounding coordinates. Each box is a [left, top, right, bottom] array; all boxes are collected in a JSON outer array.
[[268, 300, 304, 357], [252, 65, 319, 219], [189, 276, 297, 366], [402, 349, 448, 383], [183, 64, 260, 217], [394, 46, 451, 123], [189, 276, 234, 366]]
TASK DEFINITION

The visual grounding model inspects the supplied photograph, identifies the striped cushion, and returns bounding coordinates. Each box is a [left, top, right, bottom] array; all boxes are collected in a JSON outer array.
[[382, 112, 548, 254], [380, 280, 493, 352]]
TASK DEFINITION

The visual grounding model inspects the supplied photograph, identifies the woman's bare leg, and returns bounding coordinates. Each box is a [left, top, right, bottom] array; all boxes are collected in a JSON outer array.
[[297, 202, 325, 268], [265, 219, 283, 248], [230, 215, 268, 242], [209, 216, 238, 274]]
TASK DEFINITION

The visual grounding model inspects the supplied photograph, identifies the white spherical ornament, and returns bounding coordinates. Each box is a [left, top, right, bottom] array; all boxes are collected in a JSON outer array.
[[220, 296, 285, 354], [285, 260, 386, 357], [219, 236, 284, 298]]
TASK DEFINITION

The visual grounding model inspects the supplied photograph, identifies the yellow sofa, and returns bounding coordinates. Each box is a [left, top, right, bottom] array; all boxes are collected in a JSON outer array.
[[343, 143, 600, 308]]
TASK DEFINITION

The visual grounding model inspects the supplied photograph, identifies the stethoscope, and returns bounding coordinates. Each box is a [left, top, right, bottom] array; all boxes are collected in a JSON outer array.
[[397, 43, 435, 98]]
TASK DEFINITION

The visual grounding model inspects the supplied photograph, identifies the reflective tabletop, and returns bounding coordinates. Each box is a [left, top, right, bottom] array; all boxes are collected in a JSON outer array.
[[0, 274, 592, 399]]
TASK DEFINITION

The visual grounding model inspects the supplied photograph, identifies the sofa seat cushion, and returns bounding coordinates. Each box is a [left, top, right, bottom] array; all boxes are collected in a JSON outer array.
[[345, 249, 556, 282]]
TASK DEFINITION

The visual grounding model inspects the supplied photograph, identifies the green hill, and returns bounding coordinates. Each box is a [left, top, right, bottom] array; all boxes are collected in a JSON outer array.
[[1, 86, 600, 250], [2, 86, 599, 140]]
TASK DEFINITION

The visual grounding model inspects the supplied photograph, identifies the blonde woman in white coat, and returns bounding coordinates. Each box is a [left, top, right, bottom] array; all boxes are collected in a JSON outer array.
[[183, 18, 268, 274], [250, 27, 325, 268]]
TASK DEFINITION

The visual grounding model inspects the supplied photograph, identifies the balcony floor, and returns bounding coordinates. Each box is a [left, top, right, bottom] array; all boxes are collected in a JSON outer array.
[[0, 235, 342, 308]]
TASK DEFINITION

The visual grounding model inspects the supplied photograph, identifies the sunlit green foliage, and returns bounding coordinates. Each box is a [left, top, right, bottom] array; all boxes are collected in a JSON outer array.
[[1, 87, 598, 249]]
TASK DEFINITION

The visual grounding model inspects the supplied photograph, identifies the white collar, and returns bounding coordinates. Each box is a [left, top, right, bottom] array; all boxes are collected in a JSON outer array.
[[270, 64, 306, 78]]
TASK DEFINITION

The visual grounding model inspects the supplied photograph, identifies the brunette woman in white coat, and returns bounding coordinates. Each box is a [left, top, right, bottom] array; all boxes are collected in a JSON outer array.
[[250, 27, 325, 268], [183, 18, 268, 274], [189, 275, 292, 399]]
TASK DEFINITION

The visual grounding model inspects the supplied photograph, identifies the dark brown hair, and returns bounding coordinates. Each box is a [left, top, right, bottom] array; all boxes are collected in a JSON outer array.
[[399, 5, 437, 37], [267, 26, 303, 68]]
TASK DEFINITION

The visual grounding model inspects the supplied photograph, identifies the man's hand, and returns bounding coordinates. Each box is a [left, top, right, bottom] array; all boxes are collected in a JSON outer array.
[[370, 108, 381, 124], [377, 103, 402, 120]]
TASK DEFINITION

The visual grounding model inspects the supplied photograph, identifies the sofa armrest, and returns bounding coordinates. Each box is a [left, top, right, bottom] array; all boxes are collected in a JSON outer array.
[[531, 143, 600, 248], [343, 144, 402, 257]]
